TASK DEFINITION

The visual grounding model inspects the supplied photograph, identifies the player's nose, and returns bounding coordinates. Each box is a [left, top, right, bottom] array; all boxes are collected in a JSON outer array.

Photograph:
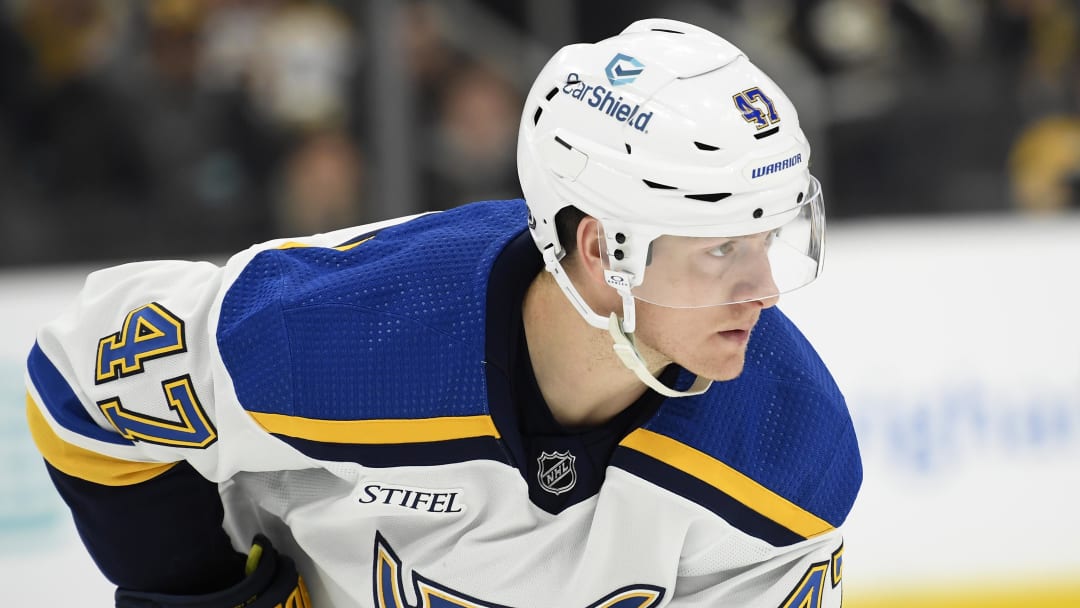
[[731, 251, 780, 308]]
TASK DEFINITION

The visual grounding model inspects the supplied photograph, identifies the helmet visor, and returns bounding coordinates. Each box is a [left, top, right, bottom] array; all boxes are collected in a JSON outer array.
[[621, 177, 825, 308]]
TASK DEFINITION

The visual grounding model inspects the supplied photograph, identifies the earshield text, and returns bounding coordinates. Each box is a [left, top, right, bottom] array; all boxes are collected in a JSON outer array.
[[563, 74, 653, 132]]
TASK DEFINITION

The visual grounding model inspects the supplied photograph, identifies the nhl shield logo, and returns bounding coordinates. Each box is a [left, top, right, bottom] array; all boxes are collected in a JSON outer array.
[[537, 451, 577, 495]]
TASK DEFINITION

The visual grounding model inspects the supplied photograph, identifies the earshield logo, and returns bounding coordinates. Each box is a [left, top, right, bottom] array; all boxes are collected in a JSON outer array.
[[563, 72, 654, 132], [606, 53, 644, 86]]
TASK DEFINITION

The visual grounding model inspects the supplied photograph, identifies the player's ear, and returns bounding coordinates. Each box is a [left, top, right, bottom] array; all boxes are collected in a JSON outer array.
[[574, 216, 608, 286]]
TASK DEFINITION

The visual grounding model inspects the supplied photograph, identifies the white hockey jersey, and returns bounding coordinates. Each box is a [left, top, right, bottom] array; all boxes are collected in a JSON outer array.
[[26, 200, 861, 607]]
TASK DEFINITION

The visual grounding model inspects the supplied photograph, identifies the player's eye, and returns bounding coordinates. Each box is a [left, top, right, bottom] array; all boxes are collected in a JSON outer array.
[[707, 241, 736, 258]]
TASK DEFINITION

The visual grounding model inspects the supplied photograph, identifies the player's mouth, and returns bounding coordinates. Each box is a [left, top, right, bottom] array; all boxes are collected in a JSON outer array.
[[718, 328, 751, 344]]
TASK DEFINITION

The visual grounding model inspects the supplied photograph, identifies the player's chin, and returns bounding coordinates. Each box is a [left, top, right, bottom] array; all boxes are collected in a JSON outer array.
[[703, 363, 746, 382], [687, 350, 747, 382]]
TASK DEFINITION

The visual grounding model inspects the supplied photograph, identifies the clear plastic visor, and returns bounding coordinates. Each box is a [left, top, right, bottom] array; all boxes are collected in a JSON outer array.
[[619, 177, 825, 308]]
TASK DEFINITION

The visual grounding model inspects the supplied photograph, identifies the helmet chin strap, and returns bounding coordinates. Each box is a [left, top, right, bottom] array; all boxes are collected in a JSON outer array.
[[607, 311, 713, 399], [541, 247, 712, 398]]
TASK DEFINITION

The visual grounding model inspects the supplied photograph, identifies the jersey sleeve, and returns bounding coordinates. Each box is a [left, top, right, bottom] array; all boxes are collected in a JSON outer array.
[[673, 529, 847, 607], [27, 260, 230, 475], [24, 217, 426, 593], [24, 258, 254, 592], [669, 418, 854, 606]]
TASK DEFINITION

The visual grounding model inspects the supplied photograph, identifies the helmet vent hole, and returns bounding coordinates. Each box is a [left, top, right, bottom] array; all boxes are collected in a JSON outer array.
[[753, 208, 764, 218], [685, 193, 732, 203], [545, 87, 559, 101], [625, 143, 632, 154], [651, 28, 685, 34], [753, 126, 781, 140], [694, 141, 720, 151], [554, 136, 572, 150], [533, 107, 543, 125], [643, 179, 677, 190], [797, 192, 805, 203]]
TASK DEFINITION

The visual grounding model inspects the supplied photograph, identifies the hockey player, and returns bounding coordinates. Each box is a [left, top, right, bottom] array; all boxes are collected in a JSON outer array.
[[25, 18, 861, 607]]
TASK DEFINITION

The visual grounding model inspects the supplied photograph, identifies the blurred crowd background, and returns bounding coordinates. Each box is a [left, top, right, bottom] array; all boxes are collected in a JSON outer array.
[[1, 0, 1078, 267]]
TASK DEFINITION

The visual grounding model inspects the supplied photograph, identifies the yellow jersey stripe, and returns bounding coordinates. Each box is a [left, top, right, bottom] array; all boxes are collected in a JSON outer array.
[[620, 428, 833, 538], [276, 235, 375, 251], [26, 395, 177, 486], [247, 411, 501, 444], [848, 580, 1080, 608]]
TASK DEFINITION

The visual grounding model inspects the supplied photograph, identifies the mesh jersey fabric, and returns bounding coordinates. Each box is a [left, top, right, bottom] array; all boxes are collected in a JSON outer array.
[[217, 201, 526, 421]]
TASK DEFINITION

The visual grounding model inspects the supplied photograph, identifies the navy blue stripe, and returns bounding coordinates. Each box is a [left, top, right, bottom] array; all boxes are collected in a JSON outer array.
[[45, 460, 245, 593], [611, 447, 805, 547], [272, 435, 511, 468], [27, 342, 130, 446], [334, 228, 382, 249]]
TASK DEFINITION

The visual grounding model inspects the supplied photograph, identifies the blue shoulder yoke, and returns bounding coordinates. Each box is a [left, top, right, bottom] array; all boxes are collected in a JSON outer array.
[[217, 200, 529, 422]]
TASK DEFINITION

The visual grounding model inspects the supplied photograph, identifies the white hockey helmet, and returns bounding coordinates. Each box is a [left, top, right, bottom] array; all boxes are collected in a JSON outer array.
[[517, 19, 825, 395]]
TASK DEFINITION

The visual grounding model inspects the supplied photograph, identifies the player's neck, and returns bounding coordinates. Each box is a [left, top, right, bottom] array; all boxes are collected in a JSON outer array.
[[522, 271, 656, 428]]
